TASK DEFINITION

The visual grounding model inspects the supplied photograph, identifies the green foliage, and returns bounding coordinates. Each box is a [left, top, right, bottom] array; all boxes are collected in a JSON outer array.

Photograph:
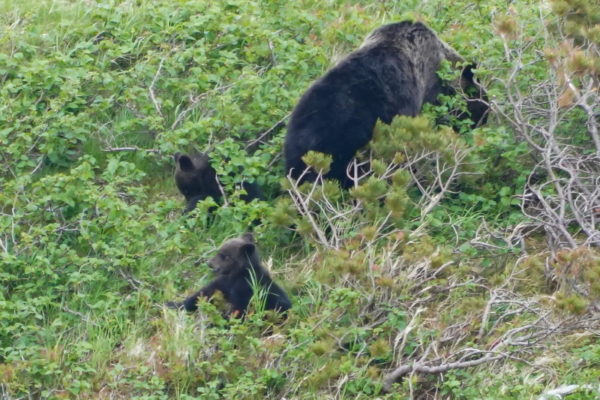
[[371, 115, 460, 159], [350, 177, 388, 204], [551, 0, 600, 44], [550, 247, 600, 313], [302, 151, 333, 176], [2, 0, 597, 398]]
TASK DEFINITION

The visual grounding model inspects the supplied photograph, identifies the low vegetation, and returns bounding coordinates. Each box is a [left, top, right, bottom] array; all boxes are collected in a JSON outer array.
[[1, 0, 598, 399]]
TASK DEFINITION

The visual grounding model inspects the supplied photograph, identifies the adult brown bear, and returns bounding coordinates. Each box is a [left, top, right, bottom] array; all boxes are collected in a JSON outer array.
[[284, 21, 488, 187]]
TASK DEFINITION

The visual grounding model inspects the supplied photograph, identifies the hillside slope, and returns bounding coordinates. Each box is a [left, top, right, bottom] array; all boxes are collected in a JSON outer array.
[[1, 0, 599, 398]]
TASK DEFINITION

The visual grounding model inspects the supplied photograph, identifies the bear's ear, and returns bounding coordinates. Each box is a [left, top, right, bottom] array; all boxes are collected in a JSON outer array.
[[241, 232, 255, 244], [241, 241, 255, 256], [177, 155, 195, 172], [193, 152, 211, 171]]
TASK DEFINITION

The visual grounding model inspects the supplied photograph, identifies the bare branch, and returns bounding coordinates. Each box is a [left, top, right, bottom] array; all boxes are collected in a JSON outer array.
[[538, 384, 600, 400], [383, 353, 506, 392], [170, 82, 238, 130], [491, 12, 600, 250], [245, 113, 291, 152], [149, 58, 165, 118], [103, 146, 160, 153]]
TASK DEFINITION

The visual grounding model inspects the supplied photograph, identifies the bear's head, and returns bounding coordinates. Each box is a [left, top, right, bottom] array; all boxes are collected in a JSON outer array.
[[207, 233, 257, 276], [174, 152, 222, 203], [458, 65, 488, 127]]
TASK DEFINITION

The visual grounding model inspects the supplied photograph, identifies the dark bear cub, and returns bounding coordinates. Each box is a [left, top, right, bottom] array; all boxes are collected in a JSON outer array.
[[174, 152, 262, 213], [174, 152, 221, 213], [284, 21, 488, 188], [166, 233, 291, 317]]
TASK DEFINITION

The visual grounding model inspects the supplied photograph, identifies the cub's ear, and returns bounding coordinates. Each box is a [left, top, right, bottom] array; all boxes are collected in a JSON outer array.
[[177, 154, 195, 172], [241, 242, 255, 255], [241, 232, 255, 244], [189, 152, 210, 171]]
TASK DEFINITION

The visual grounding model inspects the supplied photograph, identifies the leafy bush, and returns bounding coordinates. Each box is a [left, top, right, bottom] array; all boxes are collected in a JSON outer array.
[[1, 0, 599, 398]]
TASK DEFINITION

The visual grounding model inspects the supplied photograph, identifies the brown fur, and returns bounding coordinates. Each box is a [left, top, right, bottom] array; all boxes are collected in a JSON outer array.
[[284, 21, 488, 187], [174, 152, 262, 213], [166, 233, 291, 317], [174, 152, 221, 213]]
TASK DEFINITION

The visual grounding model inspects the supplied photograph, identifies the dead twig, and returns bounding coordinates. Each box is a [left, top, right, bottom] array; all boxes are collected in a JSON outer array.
[[538, 384, 600, 400], [491, 9, 600, 250], [245, 113, 291, 152], [170, 82, 238, 130], [383, 353, 506, 392], [149, 58, 165, 118], [103, 146, 160, 153]]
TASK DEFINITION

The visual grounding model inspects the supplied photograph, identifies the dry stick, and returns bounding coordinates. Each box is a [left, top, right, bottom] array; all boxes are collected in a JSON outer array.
[[245, 113, 291, 151], [346, 156, 373, 187], [392, 308, 424, 362], [530, 185, 577, 248], [538, 384, 600, 400], [62, 306, 96, 326], [170, 82, 238, 130], [149, 58, 165, 118], [384, 284, 560, 392], [30, 157, 45, 175], [494, 21, 599, 249], [563, 156, 598, 240], [214, 173, 228, 207], [565, 75, 600, 155], [286, 170, 330, 246], [383, 354, 506, 392], [312, 181, 365, 248], [419, 151, 462, 219], [103, 146, 160, 153], [478, 291, 497, 341]]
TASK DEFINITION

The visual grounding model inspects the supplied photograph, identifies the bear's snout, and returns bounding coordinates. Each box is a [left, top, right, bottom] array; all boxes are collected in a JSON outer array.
[[207, 257, 217, 271]]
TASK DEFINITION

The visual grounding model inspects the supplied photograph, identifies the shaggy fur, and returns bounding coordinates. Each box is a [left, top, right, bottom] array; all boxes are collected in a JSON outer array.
[[174, 152, 262, 213], [166, 233, 291, 317], [284, 21, 488, 187]]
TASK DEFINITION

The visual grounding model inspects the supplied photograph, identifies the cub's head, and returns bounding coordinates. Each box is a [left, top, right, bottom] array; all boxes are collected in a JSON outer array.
[[207, 233, 257, 276], [173, 152, 221, 202]]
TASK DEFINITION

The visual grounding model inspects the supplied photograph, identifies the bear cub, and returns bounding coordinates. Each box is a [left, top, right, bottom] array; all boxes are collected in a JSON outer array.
[[174, 152, 262, 213], [166, 233, 291, 317], [284, 21, 488, 188]]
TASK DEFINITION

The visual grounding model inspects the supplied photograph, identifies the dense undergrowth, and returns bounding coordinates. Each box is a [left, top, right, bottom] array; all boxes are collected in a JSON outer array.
[[1, 0, 599, 399]]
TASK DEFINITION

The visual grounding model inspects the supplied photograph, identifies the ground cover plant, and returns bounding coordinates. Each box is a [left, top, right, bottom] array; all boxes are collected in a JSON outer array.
[[1, 0, 599, 399]]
